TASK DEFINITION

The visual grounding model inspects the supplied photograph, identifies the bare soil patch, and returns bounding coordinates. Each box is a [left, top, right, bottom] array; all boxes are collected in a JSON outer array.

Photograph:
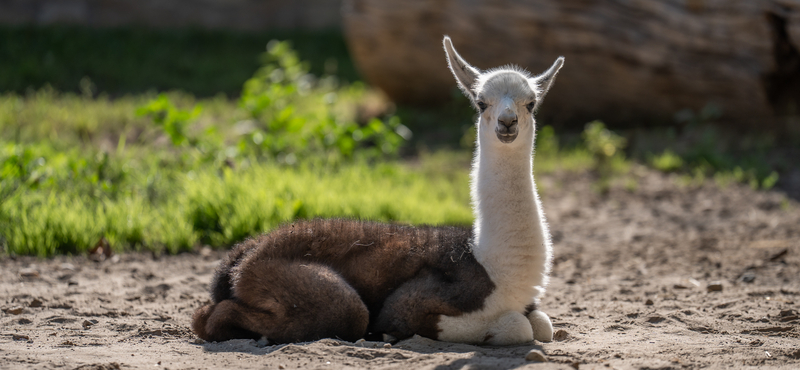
[[2, 168, 799, 369]]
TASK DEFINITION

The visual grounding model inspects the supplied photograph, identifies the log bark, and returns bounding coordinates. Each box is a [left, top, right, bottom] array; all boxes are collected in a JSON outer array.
[[343, 0, 800, 130]]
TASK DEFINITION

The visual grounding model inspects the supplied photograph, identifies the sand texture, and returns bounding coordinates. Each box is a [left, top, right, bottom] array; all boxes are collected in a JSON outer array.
[[2, 169, 799, 369]]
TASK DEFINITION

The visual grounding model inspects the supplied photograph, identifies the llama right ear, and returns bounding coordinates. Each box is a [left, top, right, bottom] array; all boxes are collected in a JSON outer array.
[[532, 57, 564, 110], [443, 36, 480, 100]]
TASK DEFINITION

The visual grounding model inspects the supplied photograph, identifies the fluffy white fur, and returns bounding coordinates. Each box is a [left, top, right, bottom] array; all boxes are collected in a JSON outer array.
[[437, 36, 563, 345]]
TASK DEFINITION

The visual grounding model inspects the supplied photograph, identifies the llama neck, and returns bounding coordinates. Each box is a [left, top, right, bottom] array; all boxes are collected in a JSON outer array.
[[471, 138, 550, 286]]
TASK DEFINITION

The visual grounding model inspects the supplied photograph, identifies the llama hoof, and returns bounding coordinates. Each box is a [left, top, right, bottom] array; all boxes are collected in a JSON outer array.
[[527, 310, 553, 342], [484, 311, 534, 346]]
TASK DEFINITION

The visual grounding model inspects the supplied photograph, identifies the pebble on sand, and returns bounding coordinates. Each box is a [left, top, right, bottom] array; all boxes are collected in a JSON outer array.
[[19, 268, 39, 278], [739, 272, 756, 283], [525, 349, 548, 362], [707, 282, 723, 292], [3, 307, 25, 315], [554, 329, 569, 341], [645, 299, 654, 305]]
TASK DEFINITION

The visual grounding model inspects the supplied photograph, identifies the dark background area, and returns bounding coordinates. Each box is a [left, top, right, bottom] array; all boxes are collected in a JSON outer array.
[[0, 26, 358, 97]]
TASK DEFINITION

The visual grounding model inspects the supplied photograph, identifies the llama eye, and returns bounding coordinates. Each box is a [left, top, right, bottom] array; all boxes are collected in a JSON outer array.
[[526, 102, 535, 112], [477, 101, 487, 112]]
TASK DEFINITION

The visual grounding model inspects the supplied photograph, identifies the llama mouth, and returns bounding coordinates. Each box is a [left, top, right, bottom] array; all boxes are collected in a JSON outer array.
[[496, 133, 517, 143]]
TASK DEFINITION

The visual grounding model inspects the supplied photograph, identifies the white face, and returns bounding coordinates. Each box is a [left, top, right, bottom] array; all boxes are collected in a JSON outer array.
[[473, 71, 539, 145], [443, 36, 563, 147]]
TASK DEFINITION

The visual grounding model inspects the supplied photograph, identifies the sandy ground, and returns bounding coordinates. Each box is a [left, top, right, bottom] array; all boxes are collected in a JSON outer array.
[[2, 167, 799, 370]]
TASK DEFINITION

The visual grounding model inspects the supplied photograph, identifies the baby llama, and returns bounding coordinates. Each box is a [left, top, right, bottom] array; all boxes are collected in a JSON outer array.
[[192, 36, 564, 345]]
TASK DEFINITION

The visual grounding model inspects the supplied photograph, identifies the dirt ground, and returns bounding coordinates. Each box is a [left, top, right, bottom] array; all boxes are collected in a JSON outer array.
[[2, 166, 799, 370]]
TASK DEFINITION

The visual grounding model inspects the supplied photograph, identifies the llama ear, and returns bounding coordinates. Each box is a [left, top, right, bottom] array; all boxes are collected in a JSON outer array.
[[532, 56, 564, 110], [443, 36, 480, 100]]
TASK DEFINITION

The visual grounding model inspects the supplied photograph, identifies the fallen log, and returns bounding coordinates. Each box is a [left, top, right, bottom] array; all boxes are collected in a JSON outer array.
[[343, 0, 800, 130]]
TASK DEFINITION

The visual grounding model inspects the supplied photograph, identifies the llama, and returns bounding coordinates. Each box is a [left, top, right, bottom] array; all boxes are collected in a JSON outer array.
[[191, 36, 563, 346]]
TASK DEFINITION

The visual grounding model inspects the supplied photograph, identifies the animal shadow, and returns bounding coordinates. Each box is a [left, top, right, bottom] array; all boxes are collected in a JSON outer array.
[[198, 335, 547, 369]]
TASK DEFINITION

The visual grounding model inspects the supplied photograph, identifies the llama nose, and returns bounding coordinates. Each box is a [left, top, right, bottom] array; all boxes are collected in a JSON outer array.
[[497, 112, 518, 134]]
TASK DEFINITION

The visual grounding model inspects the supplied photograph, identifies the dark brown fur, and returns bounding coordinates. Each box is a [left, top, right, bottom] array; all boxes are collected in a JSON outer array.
[[523, 303, 538, 317], [192, 219, 495, 343]]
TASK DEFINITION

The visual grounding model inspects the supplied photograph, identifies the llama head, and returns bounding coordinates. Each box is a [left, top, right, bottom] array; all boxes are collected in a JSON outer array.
[[443, 36, 564, 147]]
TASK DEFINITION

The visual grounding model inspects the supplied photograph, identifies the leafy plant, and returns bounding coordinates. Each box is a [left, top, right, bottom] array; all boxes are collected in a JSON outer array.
[[136, 94, 203, 146], [649, 150, 683, 172], [581, 121, 628, 192], [237, 40, 406, 163], [134, 41, 408, 166], [582, 120, 627, 160]]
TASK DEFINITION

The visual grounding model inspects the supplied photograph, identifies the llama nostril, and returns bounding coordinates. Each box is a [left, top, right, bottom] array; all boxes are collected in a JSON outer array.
[[497, 113, 518, 128]]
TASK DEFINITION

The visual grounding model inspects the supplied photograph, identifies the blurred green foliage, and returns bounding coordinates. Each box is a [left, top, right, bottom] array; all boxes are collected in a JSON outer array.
[[237, 41, 405, 163], [0, 26, 358, 96], [135, 41, 406, 165], [581, 121, 629, 192], [648, 150, 683, 172], [631, 106, 784, 190], [582, 120, 627, 159], [137, 94, 204, 146]]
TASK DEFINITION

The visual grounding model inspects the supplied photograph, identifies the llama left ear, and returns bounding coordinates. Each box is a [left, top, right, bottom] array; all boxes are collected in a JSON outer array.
[[443, 36, 481, 100], [532, 57, 564, 110]]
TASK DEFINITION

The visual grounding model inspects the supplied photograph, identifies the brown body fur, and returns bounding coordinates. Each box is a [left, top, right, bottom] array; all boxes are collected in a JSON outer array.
[[192, 219, 495, 343]]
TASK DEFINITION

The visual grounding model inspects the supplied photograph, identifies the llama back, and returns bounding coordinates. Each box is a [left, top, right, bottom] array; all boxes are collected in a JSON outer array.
[[213, 219, 483, 310]]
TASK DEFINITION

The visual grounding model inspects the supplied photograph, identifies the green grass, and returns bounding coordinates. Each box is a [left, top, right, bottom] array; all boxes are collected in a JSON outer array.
[[1, 149, 473, 257]]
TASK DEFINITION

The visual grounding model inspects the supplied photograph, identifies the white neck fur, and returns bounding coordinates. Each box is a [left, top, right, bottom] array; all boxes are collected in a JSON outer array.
[[471, 119, 551, 300]]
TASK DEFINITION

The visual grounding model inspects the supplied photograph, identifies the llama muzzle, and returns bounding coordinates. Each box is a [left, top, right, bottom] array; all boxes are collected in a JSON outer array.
[[495, 111, 518, 143]]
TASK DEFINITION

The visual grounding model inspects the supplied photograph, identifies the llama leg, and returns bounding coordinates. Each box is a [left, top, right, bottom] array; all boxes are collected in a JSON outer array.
[[374, 265, 500, 344], [373, 273, 467, 342], [192, 259, 369, 343], [527, 309, 554, 342], [436, 310, 534, 345], [485, 311, 535, 345]]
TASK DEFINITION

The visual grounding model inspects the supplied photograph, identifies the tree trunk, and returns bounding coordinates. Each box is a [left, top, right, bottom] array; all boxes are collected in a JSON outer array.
[[343, 0, 800, 130]]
